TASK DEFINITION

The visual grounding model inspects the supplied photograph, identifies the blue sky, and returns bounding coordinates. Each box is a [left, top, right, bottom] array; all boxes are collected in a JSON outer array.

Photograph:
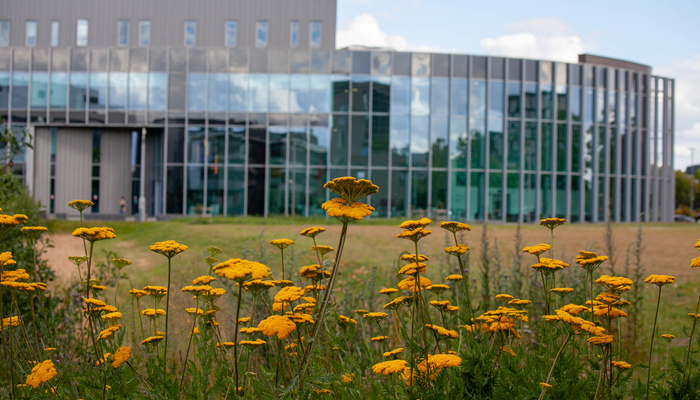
[[337, 0, 700, 170]]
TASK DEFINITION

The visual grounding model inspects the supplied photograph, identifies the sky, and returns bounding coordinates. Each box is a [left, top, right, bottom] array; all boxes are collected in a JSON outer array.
[[336, 0, 700, 171]]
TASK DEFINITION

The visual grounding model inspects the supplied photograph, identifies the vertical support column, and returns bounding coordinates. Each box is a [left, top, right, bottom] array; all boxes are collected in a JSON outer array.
[[139, 127, 147, 222]]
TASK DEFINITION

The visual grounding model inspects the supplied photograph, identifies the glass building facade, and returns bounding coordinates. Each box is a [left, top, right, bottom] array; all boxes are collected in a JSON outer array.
[[0, 47, 675, 222]]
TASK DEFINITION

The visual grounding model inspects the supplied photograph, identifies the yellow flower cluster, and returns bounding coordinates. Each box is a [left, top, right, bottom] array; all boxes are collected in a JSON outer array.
[[110, 258, 132, 269], [213, 258, 272, 283], [0, 251, 17, 267], [72, 227, 116, 242], [0, 213, 28, 228], [396, 227, 432, 242], [425, 324, 458, 339], [539, 217, 567, 230], [97, 325, 121, 341], [371, 359, 407, 375], [644, 274, 676, 286], [321, 198, 375, 222], [595, 275, 633, 293], [274, 286, 305, 303], [611, 360, 631, 369], [300, 226, 325, 238], [444, 244, 470, 256], [149, 240, 188, 258], [397, 276, 432, 292], [25, 360, 57, 388], [338, 315, 357, 325], [311, 245, 334, 256], [257, 315, 297, 339], [269, 238, 294, 249], [67, 199, 94, 211], [530, 258, 569, 275], [112, 347, 131, 368], [323, 176, 379, 203], [21, 226, 48, 235], [192, 275, 216, 285], [438, 221, 471, 233], [522, 243, 551, 257], [1, 315, 21, 330]]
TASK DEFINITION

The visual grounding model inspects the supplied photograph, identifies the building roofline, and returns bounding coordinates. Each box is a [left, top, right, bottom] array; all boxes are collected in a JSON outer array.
[[578, 54, 652, 74]]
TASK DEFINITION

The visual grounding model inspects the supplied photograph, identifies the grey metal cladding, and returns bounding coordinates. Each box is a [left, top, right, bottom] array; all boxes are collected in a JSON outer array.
[[0, 0, 336, 49]]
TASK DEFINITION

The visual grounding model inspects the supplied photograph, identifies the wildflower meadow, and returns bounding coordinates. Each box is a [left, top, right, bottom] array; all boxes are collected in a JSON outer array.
[[1, 176, 700, 399]]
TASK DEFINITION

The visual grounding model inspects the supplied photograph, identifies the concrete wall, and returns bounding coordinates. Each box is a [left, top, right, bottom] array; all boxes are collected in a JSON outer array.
[[100, 130, 132, 214], [54, 128, 91, 215]]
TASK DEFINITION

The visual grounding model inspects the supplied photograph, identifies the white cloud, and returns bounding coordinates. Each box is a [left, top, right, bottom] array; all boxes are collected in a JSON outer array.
[[658, 55, 700, 170], [479, 17, 585, 63], [336, 14, 450, 53]]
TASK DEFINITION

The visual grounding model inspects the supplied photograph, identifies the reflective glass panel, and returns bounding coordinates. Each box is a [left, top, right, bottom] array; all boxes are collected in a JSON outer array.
[[412, 170, 428, 216], [248, 127, 266, 165], [229, 73, 248, 112], [186, 166, 204, 214], [571, 175, 581, 221], [289, 126, 307, 167], [541, 174, 552, 218], [187, 73, 206, 111], [556, 124, 567, 172], [371, 169, 388, 217], [470, 118, 486, 169], [432, 170, 447, 215], [525, 83, 537, 118], [11, 72, 28, 109], [207, 165, 224, 216], [331, 75, 349, 112], [225, 21, 237, 47], [541, 123, 553, 171], [51, 21, 59, 47], [188, 127, 205, 164], [0, 22, 9, 47], [26, 21, 37, 47], [390, 115, 409, 167], [309, 167, 328, 215], [451, 78, 467, 116], [208, 127, 225, 165], [310, 21, 322, 48], [507, 82, 521, 118], [450, 116, 467, 169], [290, 21, 298, 48], [352, 75, 370, 112], [488, 118, 503, 169], [523, 173, 536, 222], [248, 74, 269, 112], [585, 89, 594, 123], [489, 81, 504, 118], [411, 116, 429, 168], [166, 166, 184, 214], [411, 77, 430, 116], [69, 72, 88, 110], [118, 20, 129, 46], [310, 126, 329, 166], [507, 121, 520, 170], [506, 173, 519, 222], [371, 76, 390, 113], [572, 124, 581, 172], [470, 80, 486, 118], [88, 73, 108, 110], [269, 126, 287, 165], [256, 21, 268, 48], [139, 21, 151, 47], [541, 84, 553, 119], [391, 76, 410, 115], [228, 126, 246, 165], [30, 72, 48, 108], [571, 87, 581, 121], [309, 74, 330, 113], [167, 127, 184, 163], [391, 170, 408, 217], [207, 73, 227, 112], [247, 167, 265, 215], [524, 121, 536, 171], [372, 115, 389, 167], [268, 167, 285, 215], [184, 21, 196, 47], [108, 72, 128, 109], [227, 167, 245, 216], [351, 115, 369, 166], [330, 115, 348, 166], [128, 72, 147, 110], [148, 73, 167, 111], [50, 72, 68, 109], [556, 175, 566, 217], [269, 74, 289, 113], [431, 116, 448, 168], [470, 171, 485, 220], [76, 20, 88, 47], [450, 171, 466, 219], [431, 77, 449, 116], [289, 168, 306, 216], [290, 75, 309, 113], [556, 85, 567, 120]]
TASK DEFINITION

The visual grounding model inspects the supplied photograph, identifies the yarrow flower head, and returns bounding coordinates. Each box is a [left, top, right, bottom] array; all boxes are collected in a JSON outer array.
[[270, 239, 294, 250], [523, 243, 551, 257], [398, 218, 432, 230], [444, 244, 470, 256], [311, 245, 334, 256], [371, 360, 407, 375], [72, 227, 116, 242], [213, 258, 272, 283], [300, 226, 326, 238], [397, 227, 432, 243], [257, 315, 297, 340], [438, 221, 471, 233], [149, 240, 188, 258], [323, 176, 379, 204], [21, 226, 48, 238], [25, 360, 57, 388], [112, 347, 131, 368], [322, 198, 375, 222], [539, 217, 566, 230], [644, 274, 675, 287], [110, 258, 132, 269], [68, 199, 94, 212], [661, 334, 675, 342]]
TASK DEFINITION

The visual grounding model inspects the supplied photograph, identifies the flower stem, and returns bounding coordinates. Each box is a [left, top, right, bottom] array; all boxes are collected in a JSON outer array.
[[683, 294, 700, 384], [646, 285, 663, 400], [224, 283, 244, 398], [163, 256, 173, 383], [538, 332, 572, 400], [179, 300, 200, 394]]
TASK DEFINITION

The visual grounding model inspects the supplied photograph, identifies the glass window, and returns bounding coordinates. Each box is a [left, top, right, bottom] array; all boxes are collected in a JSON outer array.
[[507, 82, 521, 118], [118, 20, 129, 46], [229, 73, 248, 112], [556, 85, 567, 120], [148, 73, 167, 111], [89, 72, 108, 110], [524, 122, 536, 171], [187, 126, 205, 164], [391, 76, 410, 115], [351, 115, 369, 166], [208, 126, 225, 165], [411, 115, 429, 168], [166, 166, 184, 214], [269, 126, 287, 165], [352, 75, 370, 112], [470, 118, 485, 169], [432, 170, 447, 214], [139, 21, 150, 47], [108, 72, 127, 109], [412, 170, 428, 215], [188, 73, 207, 111], [227, 126, 246, 165], [571, 87, 581, 121], [290, 75, 309, 113], [541, 174, 552, 218], [331, 75, 349, 112], [49, 72, 67, 109], [556, 123, 567, 172], [69, 72, 88, 110], [310, 126, 328, 166], [371, 76, 390, 113], [310, 21, 322, 48], [488, 118, 504, 169], [431, 77, 449, 116], [30, 72, 48, 108], [184, 21, 196, 47], [525, 83, 537, 119], [470, 80, 486, 118], [0, 22, 9, 47], [290, 21, 298, 48], [541, 123, 553, 171], [451, 171, 466, 219], [523, 173, 536, 222], [411, 77, 430, 116], [391, 115, 409, 167], [51, 21, 59, 47], [290, 126, 307, 166], [128, 72, 147, 110], [269, 74, 289, 113], [541, 84, 553, 119], [186, 166, 204, 214], [450, 117, 467, 168], [451, 78, 467, 116], [431, 117, 448, 168], [11, 72, 29, 109], [470, 172, 485, 220], [507, 121, 520, 170], [256, 21, 268, 48], [248, 74, 269, 112], [372, 116, 389, 167], [26, 21, 37, 47], [330, 115, 348, 166], [488, 172, 503, 220], [76, 20, 88, 47], [572, 124, 581, 172], [489, 81, 504, 118], [208, 73, 227, 112], [225, 21, 237, 47], [309, 74, 330, 113]]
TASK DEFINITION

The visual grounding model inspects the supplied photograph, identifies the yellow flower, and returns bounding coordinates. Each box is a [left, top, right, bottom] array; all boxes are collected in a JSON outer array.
[[354, 309, 368, 315], [299, 264, 322, 279], [257, 315, 297, 340], [522, 243, 551, 257], [576, 254, 609, 273], [213, 258, 272, 283], [495, 294, 514, 303], [379, 288, 399, 295], [550, 288, 574, 297], [1, 316, 21, 330], [644, 274, 675, 286], [338, 315, 357, 326], [82, 298, 107, 307], [446, 274, 464, 281], [383, 348, 404, 358], [595, 275, 633, 293], [67, 199, 94, 212], [425, 324, 458, 339], [216, 342, 236, 350], [67, 256, 88, 267], [285, 312, 315, 325], [141, 336, 165, 345], [396, 227, 432, 242], [398, 262, 427, 276], [691, 257, 700, 268], [274, 286, 305, 303], [20, 226, 48, 237], [661, 334, 675, 342], [611, 360, 631, 369], [500, 346, 516, 357], [101, 312, 123, 324], [438, 221, 471, 233], [311, 388, 331, 394], [593, 306, 628, 319], [181, 285, 212, 295], [399, 254, 429, 263], [323, 176, 379, 203], [270, 238, 294, 249], [25, 360, 57, 388], [112, 347, 131, 368], [141, 309, 167, 317], [110, 258, 132, 269], [426, 285, 450, 295], [0, 281, 35, 292], [341, 373, 354, 383], [149, 240, 188, 258], [128, 289, 148, 299], [444, 244, 470, 256], [321, 198, 375, 222], [363, 312, 388, 322], [372, 360, 407, 375], [239, 339, 267, 347], [558, 304, 591, 316], [0, 252, 17, 268], [540, 382, 553, 389], [371, 335, 389, 342], [397, 276, 432, 292], [530, 258, 569, 275], [72, 227, 116, 242], [192, 275, 216, 285], [587, 335, 615, 346], [539, 217, 566, 230], [300, 226, 326, 238], [311, 245, 334, 256], [398, 218, 432, 230], [97, 325, 121, 341]]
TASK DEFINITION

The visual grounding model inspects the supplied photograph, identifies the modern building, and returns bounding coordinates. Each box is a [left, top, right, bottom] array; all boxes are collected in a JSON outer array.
[[0, 0, 675, 222]]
